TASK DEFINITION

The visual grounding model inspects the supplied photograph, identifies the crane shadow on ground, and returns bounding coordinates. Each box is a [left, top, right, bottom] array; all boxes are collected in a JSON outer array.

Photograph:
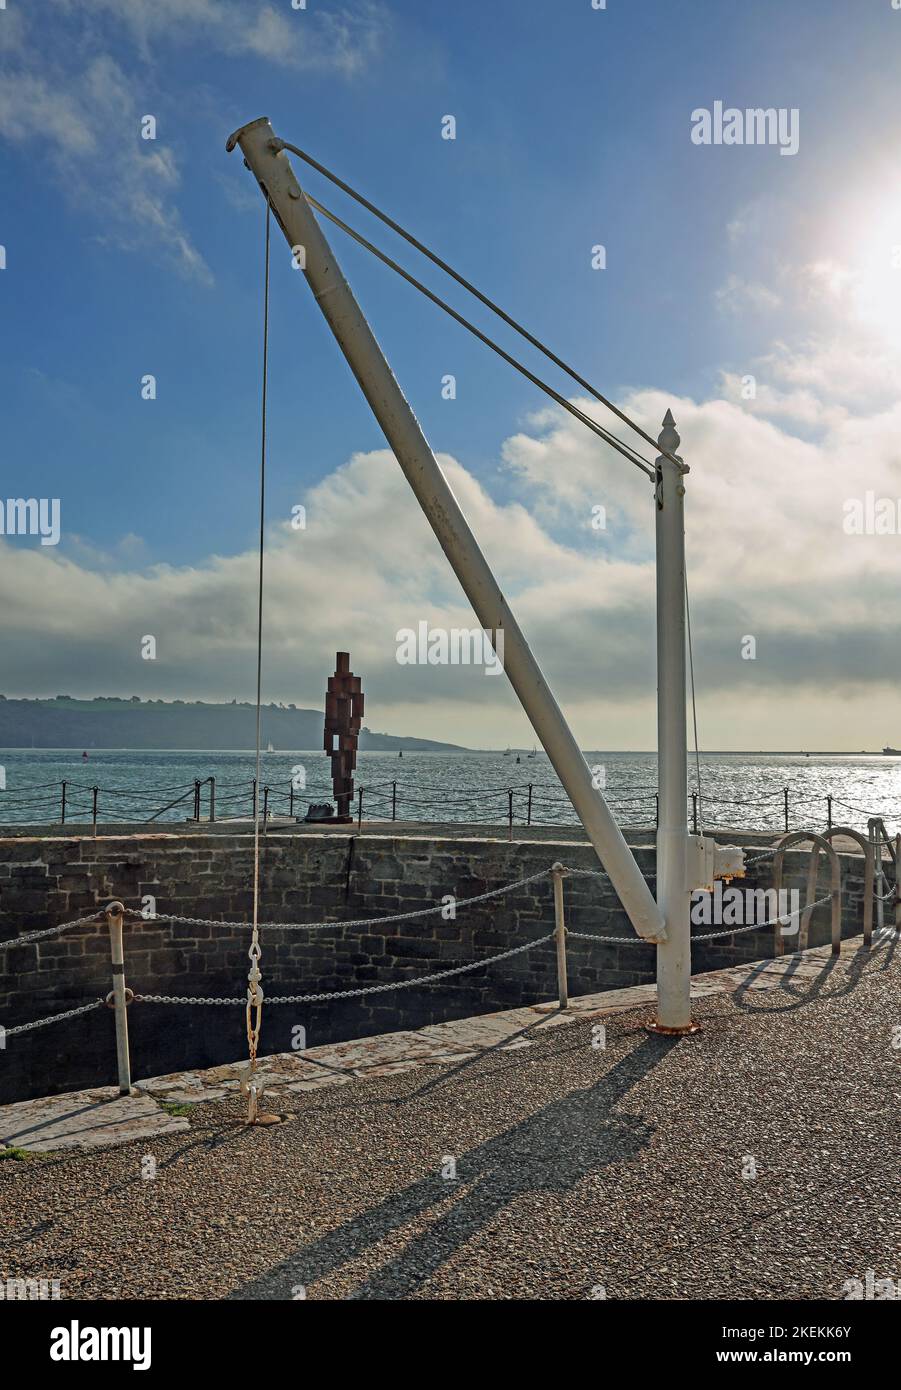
[[227, 1030, 677, 1301]]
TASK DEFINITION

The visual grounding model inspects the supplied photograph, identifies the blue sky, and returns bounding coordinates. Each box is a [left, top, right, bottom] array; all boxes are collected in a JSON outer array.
[[2, 0, 901, 748]]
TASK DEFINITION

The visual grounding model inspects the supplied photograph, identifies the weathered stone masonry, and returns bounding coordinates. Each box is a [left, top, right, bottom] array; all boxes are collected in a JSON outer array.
[[0, 827, 870, 1102]]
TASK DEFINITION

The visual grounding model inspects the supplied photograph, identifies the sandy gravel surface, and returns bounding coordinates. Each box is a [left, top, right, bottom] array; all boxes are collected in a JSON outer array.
[[1, 939, 898, 1301]]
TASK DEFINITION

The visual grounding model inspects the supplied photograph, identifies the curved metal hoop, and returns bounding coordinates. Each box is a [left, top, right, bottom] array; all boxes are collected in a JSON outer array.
[[772, 831, 842, 956], [823, 826, 874, 947]]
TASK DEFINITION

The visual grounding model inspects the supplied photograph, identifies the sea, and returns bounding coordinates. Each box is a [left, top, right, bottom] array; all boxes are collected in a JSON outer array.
[[1, 747, 900, 836]]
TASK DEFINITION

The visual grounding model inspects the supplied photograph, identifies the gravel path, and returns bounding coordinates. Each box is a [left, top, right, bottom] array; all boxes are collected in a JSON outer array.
[[1, 938, 898, 1301]]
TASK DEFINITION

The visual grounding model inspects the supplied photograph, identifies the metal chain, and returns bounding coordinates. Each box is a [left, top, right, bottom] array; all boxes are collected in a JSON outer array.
[[567, 931, 650, 945], [691, 890, 834, 941], [132, 994, 242, 1006], [267, 934, 553, 1002], [568, 890, 836, 946], [5, 999, 105, 1035], [121, 869, 552, 933], [1, 913, 104, 949], [742, 846, 780, 867], [135, 934, 553, 1007], [1, 849, 875, 1039]]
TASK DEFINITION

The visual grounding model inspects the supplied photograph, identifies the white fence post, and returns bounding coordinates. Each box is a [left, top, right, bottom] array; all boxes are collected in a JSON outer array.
[[105, 900, 132, 1095], [551, 863, 569, 1010]]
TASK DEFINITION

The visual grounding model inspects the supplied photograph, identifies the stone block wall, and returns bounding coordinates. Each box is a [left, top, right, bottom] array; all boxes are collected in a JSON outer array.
[[0, 828, 872, 1102]]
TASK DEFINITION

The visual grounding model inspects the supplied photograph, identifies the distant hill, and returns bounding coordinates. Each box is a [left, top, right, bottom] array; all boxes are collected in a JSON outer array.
[[0, 696, 465, 753]]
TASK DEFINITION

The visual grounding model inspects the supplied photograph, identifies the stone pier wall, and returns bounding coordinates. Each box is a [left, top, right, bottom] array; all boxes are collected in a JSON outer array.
[[0, 827, 871, 1102]]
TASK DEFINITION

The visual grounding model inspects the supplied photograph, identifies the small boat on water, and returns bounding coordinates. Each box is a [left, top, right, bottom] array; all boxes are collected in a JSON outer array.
[[882, 746, 901, 755]]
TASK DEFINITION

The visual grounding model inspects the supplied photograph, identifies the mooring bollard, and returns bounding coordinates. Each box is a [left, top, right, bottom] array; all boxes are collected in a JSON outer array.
[[551, 862, 569, 1010], [104, 900, 132, 1095]]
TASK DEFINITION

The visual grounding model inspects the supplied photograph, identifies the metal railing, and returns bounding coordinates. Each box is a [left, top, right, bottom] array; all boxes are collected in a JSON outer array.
[[3, 773, 901, 838]]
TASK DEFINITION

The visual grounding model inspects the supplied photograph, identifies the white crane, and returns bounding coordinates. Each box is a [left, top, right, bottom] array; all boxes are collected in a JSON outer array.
[[227, 117, 744, 1031]]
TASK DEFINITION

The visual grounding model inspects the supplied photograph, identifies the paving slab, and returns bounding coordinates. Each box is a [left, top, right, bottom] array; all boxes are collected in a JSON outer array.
[[0, 940, 881, 1151], [0, 1087, 189, 1153]]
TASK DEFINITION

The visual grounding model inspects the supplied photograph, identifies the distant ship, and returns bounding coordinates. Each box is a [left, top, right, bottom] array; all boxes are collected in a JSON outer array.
[[883, 746, 901, 755]]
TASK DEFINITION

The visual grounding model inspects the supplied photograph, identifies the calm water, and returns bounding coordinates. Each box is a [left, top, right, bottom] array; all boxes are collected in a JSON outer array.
[[1, 747, 900, 835]]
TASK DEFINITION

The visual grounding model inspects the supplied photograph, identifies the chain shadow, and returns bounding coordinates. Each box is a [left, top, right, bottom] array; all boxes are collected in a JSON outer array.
[[227, 1030, 678, 1301]]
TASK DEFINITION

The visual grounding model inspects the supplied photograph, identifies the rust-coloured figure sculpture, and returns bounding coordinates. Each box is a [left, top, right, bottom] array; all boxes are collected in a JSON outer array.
[[324, 652, 363, 823]]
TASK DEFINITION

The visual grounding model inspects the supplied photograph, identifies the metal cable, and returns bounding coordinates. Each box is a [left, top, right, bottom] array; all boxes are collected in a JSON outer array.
[[144, 789, 196, 824], [243, 198, 271, 1121], [277, 138, 683, 471], [303, 191, 656, 481]]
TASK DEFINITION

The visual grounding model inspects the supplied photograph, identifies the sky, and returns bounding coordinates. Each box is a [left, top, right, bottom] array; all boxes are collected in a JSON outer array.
[[2, 0, 901, 750]]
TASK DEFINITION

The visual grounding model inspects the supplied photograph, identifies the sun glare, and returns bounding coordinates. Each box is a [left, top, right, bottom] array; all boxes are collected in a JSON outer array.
[[842, 196, 901, 350]]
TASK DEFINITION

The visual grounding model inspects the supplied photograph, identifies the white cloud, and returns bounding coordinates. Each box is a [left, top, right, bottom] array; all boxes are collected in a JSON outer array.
[[715, 274, 782, 316], [4, 379, 901, 749], [0, 7, 26, 54], [0, 2, 386, 283], [65, 0, 387, 75], [0, 51, 211, 284], [757, 337, 901, 413], [0, 70, 95, 154]]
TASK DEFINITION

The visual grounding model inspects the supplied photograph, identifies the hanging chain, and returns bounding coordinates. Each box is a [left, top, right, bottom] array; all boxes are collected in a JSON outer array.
[[242, 196, 272, 1127], [243, 936, 264, 1122]]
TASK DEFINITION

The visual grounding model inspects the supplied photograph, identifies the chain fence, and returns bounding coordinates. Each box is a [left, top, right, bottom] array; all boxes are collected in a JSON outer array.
[[2, 771, 901, 838], [3, 829, 894, 1048]]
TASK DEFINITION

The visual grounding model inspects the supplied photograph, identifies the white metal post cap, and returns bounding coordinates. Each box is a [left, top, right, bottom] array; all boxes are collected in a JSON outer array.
[[226, 117, 273, 153]]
